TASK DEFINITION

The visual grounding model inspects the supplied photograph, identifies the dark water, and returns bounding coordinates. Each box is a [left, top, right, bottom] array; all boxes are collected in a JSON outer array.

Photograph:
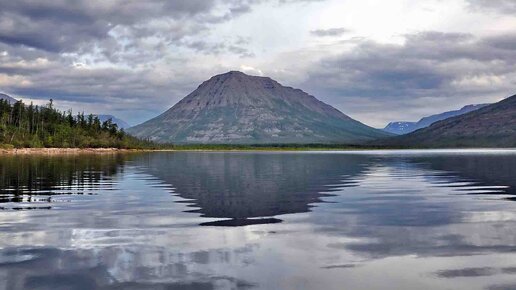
[[1, 150, 516, 290]]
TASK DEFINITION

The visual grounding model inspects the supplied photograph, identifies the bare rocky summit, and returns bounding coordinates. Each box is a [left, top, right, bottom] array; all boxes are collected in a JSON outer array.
[[128, 71, 390, 144]]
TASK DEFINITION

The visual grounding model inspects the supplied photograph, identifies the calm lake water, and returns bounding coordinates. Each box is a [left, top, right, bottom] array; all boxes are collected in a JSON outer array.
[[1, 150, 516, 290]]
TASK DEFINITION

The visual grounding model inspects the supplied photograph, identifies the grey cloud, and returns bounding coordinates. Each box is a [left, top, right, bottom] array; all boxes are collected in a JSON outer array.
[[186, 41, 227, 55], [0, 0, 306, 81], [0, 11, 109, 53], [404, 31, 473, 44], [436, 266, 516, 279], [490, 285, 516, 290], [467, 0, 516, 14], [311, 28, 351, 37], [482, 34, 516, 51], [435, 267, 496, 278], [279, 0, 326, 3], [185, 39, 255, 58], [228, 45, 256, 58], [228, 3, 254, 15], [0, 0, 254, 53]]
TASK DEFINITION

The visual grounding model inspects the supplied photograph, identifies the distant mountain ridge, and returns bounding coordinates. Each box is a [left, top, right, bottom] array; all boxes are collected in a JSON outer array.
[[382, 94, 516, 147], [128, 71, 391, 144], [0, 93, 17, 104], [383, 104, 489, 135], [97, 115, 130, 129]]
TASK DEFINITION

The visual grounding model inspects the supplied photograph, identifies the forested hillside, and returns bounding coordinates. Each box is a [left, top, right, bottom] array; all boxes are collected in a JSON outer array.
[[0, 99, 152, 148]]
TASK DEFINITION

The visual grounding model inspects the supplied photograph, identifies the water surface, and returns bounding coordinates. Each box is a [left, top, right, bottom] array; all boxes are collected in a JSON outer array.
[[1, 150, 516, 290]]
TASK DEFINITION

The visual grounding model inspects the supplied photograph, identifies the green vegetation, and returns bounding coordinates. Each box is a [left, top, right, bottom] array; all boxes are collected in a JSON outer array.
[[0, 99, 154, 149]]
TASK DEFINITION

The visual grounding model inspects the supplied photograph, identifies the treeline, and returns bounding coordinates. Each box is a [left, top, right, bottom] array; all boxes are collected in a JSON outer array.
[[0, 99, 154, 149]]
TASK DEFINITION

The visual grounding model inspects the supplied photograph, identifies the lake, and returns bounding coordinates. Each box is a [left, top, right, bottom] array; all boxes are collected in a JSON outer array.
[[1, 150, 516, 290]]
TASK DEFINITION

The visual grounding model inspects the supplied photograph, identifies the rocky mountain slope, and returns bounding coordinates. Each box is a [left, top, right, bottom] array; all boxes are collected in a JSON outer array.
[[383, 94, 516, 147], [128, 71, 390, 144], [383, 104, 489, 135]]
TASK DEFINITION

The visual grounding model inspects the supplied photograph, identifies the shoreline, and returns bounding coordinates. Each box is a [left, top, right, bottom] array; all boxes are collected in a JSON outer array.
[[0, 147, 514, 155], [0, 147, 375, 155], [0, 148, 151, 155], [0, 148, 364, 154]]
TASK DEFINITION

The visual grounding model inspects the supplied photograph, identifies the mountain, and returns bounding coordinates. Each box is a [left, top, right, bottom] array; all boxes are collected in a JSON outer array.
[[383, 94, 516, 147], [0, 93, 17, 104], [97, 115, 130, 129], [127, 71, 390, 144], [383, 121, 417, 135], [383, 104, 489, 135]]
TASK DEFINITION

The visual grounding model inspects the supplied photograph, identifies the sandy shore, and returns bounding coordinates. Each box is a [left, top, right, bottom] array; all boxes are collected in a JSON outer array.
[[0, 148, 148, 155]]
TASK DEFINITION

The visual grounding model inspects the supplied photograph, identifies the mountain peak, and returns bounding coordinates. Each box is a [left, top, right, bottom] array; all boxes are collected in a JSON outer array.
[[460, 103, 489, 111], [223, 70, 247, 76], [207, 70, 270, 85], [218, 70, 260, 78], [209, 70, 252, 81]]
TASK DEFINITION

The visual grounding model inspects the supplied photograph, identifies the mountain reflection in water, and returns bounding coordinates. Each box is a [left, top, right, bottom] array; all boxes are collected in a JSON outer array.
[[134, 152, 368, 226], [0, 150, 516, 290]]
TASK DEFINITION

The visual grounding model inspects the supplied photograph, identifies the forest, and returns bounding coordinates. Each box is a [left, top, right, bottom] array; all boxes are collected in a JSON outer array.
[[0, 99, 154, 149]]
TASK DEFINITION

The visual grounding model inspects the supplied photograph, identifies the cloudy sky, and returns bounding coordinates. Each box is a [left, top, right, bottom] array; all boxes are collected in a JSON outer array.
[[0, 0, 515, 127]]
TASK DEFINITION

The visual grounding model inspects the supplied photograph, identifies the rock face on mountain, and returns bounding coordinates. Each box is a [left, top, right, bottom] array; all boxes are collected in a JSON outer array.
[[383, 104, 489, 135], [384, 94, 516, 147], [97, 115, 130, 129], [128, 71, 390, 144], [0, 93, 17, 104]]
